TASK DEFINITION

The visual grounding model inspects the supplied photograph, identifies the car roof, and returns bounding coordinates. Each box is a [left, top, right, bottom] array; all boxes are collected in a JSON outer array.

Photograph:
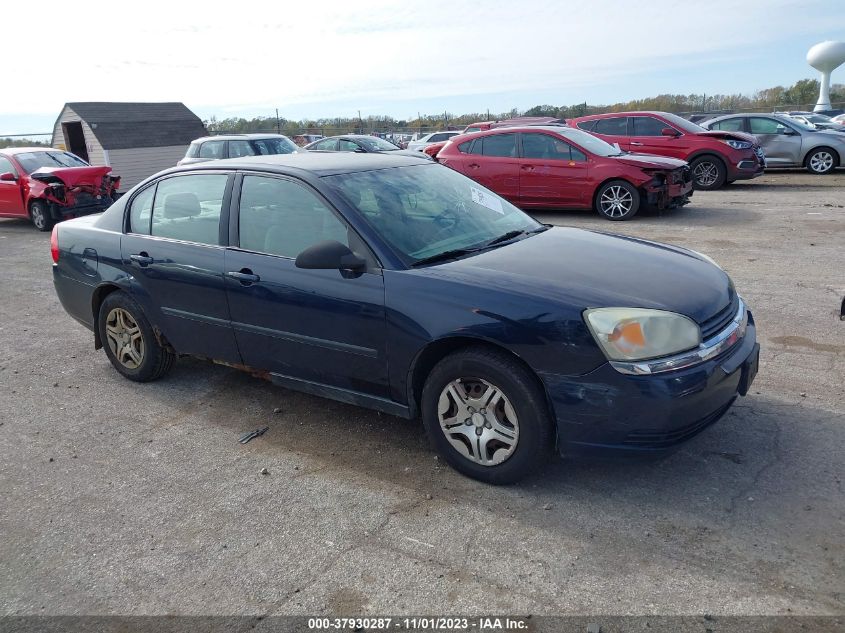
[[189, 134, 290, 143], [1, 146, 62, 155], [575, 111, 675, 119], [163, 151, 432, 177]]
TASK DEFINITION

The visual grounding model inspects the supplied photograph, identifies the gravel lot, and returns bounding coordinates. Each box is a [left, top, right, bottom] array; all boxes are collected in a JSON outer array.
[[0, 170, 843, 618]]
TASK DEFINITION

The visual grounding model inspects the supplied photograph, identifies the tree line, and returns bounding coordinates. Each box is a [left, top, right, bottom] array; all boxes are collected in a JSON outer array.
[[205, 78, 845, 135]]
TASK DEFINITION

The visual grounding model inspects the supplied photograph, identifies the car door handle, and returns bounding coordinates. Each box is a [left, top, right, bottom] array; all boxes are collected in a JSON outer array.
[[468, 163, 480, 169], [226, 269, 261, 285], [630, 142, 644, 146], [130, 253, 153, 266]]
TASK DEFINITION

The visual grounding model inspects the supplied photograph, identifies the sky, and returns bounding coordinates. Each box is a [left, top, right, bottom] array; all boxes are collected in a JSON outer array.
[[3, 0, 845, 138]]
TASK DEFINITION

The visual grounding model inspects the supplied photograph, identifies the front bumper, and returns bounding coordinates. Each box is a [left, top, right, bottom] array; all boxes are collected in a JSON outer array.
[[541, 311, 759, 456], [49, 198, 113, 220], [729, 149, 766, 181], [645, 179, 694, 210]]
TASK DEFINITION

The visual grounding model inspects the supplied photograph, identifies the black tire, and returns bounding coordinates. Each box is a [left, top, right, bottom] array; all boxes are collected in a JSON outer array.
[[97, 291, 175, 382], [421, 346, 554, 484], [29, 200, 54, 232], [690, 155, 727, 190], [594, 180, 640, 221], [804, 147, 838, 175]]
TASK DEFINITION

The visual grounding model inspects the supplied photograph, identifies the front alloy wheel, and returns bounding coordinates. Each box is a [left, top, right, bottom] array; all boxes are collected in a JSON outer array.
[[690, 155, 726, 190], [595, 180, 640, 220], [29, 201, 53, 232], [437, 378, 519, 466], [806, 149, 836, 174]]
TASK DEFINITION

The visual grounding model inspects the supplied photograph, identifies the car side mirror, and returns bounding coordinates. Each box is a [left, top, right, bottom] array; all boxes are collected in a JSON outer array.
[[0, 172, 17, 182], [295, 240, 366, 271], [661, 127, 679, 137], [353, 147, 367, 153]]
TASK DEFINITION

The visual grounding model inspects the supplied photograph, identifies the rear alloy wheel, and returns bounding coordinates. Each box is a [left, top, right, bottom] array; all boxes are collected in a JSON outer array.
[[29, 200, 53, 232], [98, 291, 175, 382], [595, 180, 640, 221], [805, 148, 837, 174], [690, 155, 726, 190], [421, 347, 553, 484]]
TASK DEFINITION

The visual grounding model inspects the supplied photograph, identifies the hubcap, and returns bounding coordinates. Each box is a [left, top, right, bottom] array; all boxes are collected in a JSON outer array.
[[693, 161, 719, 187], [31, 206, 46, 229], [599, 185, 633, 218], [437, 378, 519, 466], [809, 151, 833, 173], [105, 307, 145, 369]]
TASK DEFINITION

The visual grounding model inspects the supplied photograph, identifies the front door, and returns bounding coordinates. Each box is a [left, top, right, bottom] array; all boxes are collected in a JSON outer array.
[[628, 116, 691, 160], [224, 174, 389, 397], [749, 117, 801, 166], [518, 132, 589, 207], [121, 172, 241, 363], [0, 156, 24, 215]]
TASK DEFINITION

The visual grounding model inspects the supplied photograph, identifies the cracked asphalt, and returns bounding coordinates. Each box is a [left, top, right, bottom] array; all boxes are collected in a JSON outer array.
[[0, 169, 843, 617]]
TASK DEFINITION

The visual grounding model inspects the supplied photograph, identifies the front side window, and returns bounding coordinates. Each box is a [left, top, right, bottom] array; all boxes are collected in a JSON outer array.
[[481, 133, 518, 157], [357, 137, 400, 152], [238, 176, 349, 258], [749, 118, 792, 135], [594, 117, 628, 136], [631, 116, 672, 136], [337, 139, 361, 152], [228, 140, 256, 158], [150, 174, 228, 245], [252, 137, 298, 155], [325, 163, 541, 266], [0, 156, 16, 176], [521, 133, 573, 160], [310, 139, 337, 151], [198, 141, 225, 159]]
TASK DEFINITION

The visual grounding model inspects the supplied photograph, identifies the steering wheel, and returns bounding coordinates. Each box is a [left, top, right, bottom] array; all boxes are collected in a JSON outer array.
[[432, 208, 459, 229]]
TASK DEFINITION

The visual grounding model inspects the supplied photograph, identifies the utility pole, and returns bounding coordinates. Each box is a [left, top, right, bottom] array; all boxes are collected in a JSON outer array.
[[275, 109, 281, 134], [358, 110, 363, 134]]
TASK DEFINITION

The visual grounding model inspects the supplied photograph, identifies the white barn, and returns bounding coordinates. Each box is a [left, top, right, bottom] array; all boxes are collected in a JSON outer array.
[[51, 102, 207, 188]]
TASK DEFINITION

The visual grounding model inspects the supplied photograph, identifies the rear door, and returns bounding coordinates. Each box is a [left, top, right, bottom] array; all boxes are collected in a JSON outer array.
[[460, 133, 520, 203], [628, 116, 690, 159], [748, 117, 799, 166], [0, 155, 24, 215], [590, 116, 631, 151], [223, 173, 389, 397], [121, 172, 242, 363], [518, 132, 589, 207]]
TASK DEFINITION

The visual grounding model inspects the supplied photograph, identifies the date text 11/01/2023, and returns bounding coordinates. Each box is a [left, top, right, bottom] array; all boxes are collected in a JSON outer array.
[[307, 617, 529, 630]]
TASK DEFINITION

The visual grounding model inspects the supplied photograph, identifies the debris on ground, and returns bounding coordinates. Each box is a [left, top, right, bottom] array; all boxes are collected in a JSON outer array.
[[239, 426, 270, 444]]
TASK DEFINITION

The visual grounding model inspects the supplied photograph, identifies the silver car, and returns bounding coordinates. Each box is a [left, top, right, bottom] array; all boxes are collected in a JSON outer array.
[[701, 114, 844, 174], [177, 134, 299, 166], [406, 130, 463, 152]]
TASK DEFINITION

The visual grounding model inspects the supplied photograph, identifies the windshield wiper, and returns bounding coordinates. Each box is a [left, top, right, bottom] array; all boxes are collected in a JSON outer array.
[[485, 226, 548, 247], [411, 247, 482, 267]]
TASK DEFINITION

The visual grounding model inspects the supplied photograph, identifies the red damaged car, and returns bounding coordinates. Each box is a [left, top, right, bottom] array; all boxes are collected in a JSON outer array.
[[569, 111, 765, 190], [436, 125, 692, 220], [0, 148, 120, 231]]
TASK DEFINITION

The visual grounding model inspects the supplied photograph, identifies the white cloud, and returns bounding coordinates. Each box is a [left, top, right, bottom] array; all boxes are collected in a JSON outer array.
[[2, 0, 844, 120]]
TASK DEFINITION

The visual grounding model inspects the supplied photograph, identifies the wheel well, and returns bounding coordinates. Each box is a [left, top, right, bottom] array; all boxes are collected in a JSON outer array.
[[804, 146, 840, 166], [408, 337, 556, 433], [689, 153, 726, 170], [91, 284, 122, 349]]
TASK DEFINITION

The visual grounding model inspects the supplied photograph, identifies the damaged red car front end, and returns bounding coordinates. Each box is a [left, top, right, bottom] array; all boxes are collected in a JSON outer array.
[[0, 148, 120, 231]]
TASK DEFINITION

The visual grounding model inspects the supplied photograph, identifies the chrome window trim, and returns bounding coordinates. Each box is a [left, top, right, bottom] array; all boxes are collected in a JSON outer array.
[[610, 298, 747, 375]]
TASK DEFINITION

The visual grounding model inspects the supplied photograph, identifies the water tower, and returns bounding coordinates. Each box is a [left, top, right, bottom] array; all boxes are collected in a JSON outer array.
[[807, 41, 845, 112]]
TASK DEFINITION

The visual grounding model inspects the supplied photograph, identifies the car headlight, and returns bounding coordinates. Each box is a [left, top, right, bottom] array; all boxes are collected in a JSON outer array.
[[723, 139, 752, 150], [584, 308, 701, 362]]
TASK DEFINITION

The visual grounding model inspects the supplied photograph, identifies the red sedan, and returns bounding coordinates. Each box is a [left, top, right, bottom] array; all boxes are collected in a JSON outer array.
[[569, 111, 765, 190], [436, 125, 693, 220], [0, 148, 120, 231]]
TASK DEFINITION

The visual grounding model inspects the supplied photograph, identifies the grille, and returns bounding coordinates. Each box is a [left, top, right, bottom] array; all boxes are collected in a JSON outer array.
[[699, 292, 739, 340], [621, 400, 734, 448]]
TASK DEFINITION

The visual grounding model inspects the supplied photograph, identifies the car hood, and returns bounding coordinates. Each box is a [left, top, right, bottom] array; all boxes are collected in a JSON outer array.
[[30, 165, 112, 187], [612, 153, 688, 169], [697, 130, 758, 144], [431, 227, 732, 324]]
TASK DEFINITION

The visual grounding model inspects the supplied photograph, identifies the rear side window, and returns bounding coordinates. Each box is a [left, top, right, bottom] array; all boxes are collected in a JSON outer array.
[[593, 117, 628, 136], [481, 133, 518, 157], [198, 141, 225, 159], [711, 118, 745, 132], [457, 140, 473, 153], [185, 143, 200, 158], [150, 174, 228, 245], [576, 120, 596, 132], [631, 117, 670, 136], [128, 185, 155, 234], [238, 176, 349, 258], [228, 140, 256, 158]]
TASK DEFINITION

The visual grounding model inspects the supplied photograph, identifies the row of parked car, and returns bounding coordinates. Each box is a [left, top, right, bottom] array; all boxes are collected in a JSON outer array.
[[2, 109, 842, 230]]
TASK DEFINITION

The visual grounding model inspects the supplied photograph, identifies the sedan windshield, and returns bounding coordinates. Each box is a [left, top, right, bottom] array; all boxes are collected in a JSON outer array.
[[357, 137, 400, 152], [15, 151, 88, 174], [325, 164, 542, 265], [251, 137, 299, 155]]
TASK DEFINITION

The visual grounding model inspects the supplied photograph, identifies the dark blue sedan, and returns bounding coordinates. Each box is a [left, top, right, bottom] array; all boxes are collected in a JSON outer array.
[[52, 153, 759, 483]]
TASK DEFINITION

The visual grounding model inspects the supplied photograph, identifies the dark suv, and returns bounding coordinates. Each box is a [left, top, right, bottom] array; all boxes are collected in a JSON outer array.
[[569, 111, 765, 190], [178, 134, 299, 166]]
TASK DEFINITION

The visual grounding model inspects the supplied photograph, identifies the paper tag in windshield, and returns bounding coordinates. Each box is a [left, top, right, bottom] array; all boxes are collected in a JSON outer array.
[[470, 187, 504, 214]]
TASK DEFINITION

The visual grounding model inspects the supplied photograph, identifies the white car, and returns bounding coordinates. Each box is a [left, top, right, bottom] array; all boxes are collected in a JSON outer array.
[[406, 130, 463, 152]]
